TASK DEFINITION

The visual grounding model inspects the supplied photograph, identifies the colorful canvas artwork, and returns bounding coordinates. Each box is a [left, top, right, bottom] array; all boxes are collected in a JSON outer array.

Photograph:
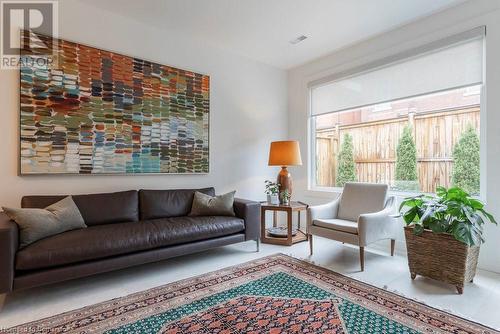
[[19, 32, 209, 174]]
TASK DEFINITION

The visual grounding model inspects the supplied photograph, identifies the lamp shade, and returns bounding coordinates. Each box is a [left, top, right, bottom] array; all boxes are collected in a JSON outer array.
[[268, 141, 302, 166]]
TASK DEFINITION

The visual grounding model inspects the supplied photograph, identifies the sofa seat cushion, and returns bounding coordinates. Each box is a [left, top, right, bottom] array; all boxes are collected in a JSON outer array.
[[313, 218, 358, 234], [16, 216, 245, 271]]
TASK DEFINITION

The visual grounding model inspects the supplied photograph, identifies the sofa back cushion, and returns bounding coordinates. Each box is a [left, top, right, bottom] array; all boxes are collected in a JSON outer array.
[[21, 190, 139, 226], [337, 182, 388, 222], [139, 188, 215, 220]]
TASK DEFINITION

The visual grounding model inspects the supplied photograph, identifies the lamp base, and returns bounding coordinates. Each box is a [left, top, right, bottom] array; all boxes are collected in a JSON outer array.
[[277, 166, 292, 204]]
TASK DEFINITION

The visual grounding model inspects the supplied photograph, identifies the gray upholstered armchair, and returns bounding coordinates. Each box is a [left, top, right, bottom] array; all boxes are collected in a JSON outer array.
[[307, 182, 397, 271]]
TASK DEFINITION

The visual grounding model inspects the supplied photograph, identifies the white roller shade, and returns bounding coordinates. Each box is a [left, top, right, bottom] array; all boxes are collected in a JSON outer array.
[[311, 31, 484, 116]]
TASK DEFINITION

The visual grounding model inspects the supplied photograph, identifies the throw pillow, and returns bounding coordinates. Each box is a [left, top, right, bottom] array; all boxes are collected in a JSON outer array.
[[3, 196, 87, 249], [189, 191, 236, 217]]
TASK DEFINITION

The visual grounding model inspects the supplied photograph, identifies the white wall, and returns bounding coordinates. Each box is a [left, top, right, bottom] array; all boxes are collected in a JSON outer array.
[[3, 0, 499, 272], [288, 0, 500, 272], [0, 0, 287, 207]]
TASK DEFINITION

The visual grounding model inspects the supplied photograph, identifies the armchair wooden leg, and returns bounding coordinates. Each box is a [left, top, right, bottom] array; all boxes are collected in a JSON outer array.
[[359, 247, 365, 272], [390, 239, 395, 256], [309, 234, 313, 255]]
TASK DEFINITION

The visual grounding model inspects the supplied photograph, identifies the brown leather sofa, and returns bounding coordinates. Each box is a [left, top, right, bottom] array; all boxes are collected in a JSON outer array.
[[0, 188, 260, 294]]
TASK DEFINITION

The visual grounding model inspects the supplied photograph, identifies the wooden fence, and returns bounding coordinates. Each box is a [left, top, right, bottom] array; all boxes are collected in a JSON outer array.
[[315, 107, 480, 193]]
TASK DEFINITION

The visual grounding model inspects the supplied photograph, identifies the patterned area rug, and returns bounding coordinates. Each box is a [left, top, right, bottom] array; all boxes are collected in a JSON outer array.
[[6, 254, 498, 334]]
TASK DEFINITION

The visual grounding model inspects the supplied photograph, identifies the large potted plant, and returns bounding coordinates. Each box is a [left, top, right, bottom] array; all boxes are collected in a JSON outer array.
[[399, 186, 496, 294]]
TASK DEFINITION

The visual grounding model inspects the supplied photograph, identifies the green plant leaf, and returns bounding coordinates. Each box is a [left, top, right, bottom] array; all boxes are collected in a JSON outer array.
[[468, 199, 484, 209], [436, 186, 447, 198], [399, 198, 414, 212], [451, 220, 483, 246], [402, 207, 418, 225], [427, 219, 448, 233], [451, 222, 474, 246], [479, 209, 497, 225], [413, 224, 424, 235]]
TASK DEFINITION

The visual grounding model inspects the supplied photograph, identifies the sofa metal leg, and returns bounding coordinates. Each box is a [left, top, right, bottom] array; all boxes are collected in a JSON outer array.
[[309, 234, 313, 255], [390, 239, 395, 256], [360, 247, 365, 272], [256, 239, 260, 252]]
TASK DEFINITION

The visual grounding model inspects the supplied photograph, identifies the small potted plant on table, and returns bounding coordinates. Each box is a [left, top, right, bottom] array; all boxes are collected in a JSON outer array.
[[280, 189, 291, 206], [265, 180, 280, 205], [399, 186, 496, 294]]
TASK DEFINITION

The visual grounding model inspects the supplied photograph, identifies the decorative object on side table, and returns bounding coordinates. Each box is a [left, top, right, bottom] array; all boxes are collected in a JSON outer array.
[[264, 180, 280, 205], [280, 189, 291, 206], [267, 226, 298, 238], [268, 141, 302, 203], [261, 201, 308, 246], [399, 186, 497, 294]]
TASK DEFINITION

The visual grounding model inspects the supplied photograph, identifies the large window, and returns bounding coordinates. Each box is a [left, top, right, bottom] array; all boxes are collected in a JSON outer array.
[[310, 29, 484, 195]]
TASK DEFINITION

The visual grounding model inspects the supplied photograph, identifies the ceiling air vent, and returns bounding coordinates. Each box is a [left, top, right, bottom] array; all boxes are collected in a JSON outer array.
[[289, 35, 308, 45]]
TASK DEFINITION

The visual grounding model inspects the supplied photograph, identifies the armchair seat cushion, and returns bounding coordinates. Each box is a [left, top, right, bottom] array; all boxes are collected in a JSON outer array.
[[312, 218, 358, 234]]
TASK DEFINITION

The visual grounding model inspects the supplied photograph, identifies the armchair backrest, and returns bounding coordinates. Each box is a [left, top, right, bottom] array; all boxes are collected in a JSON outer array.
[[337, 182, 388, 221]]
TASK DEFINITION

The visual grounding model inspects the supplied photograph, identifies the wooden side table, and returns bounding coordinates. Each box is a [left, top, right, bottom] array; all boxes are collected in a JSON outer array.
[[260, 201, 308, 246]]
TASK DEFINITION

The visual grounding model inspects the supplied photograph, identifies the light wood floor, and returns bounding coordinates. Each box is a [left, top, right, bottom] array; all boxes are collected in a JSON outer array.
[[1, 236, 499, 330]]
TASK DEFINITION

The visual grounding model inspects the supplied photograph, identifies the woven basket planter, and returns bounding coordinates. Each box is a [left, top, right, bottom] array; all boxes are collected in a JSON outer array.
[[404, 226, 480, 294]]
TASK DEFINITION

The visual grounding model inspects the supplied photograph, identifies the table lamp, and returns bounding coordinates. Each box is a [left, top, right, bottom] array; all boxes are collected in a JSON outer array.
[[268, 140, 302, 203]]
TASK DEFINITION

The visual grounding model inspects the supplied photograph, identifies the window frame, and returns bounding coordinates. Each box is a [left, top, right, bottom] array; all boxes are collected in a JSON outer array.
[[306, 28, 486, 199]]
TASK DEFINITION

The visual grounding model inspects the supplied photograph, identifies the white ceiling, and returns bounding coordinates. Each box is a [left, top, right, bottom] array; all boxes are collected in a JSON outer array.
[[82, 0, 465, 69]]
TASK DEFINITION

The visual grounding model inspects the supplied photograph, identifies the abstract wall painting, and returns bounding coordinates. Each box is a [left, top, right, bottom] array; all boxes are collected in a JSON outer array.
[[19, 33, 209, 174]]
